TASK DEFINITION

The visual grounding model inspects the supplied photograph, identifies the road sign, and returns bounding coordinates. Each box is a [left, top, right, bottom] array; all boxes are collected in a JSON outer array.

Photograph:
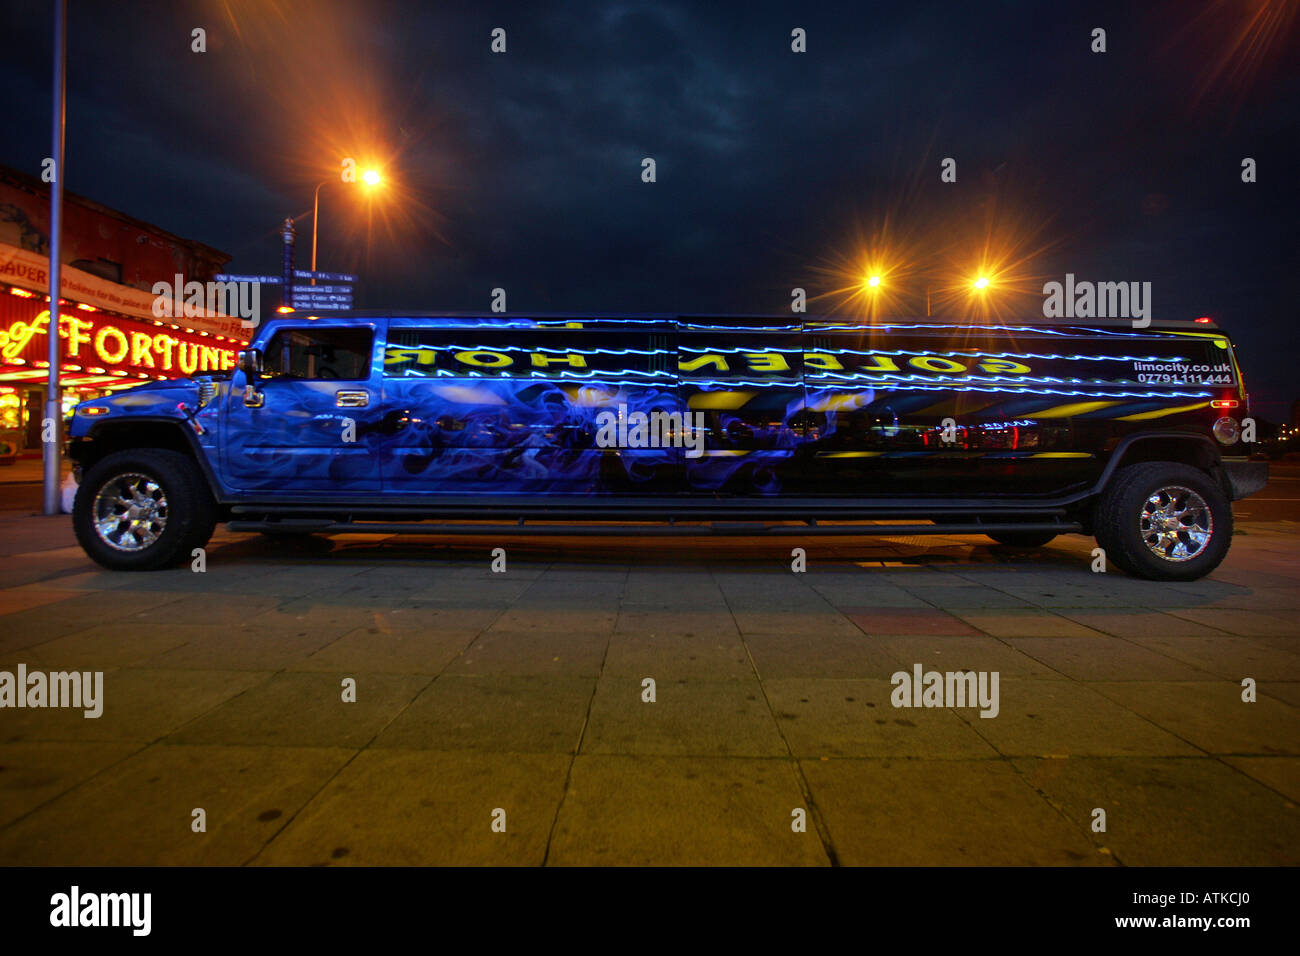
[[291, 293, 354, 309], [288, 284, 353, 294], [213, 274, 283, 284], [293, 270, 357, 282]]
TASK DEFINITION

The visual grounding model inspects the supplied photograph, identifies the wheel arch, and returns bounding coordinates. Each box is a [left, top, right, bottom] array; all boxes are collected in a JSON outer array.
[[1096, 432, 1228, 498], [70, 418, 224, 508]]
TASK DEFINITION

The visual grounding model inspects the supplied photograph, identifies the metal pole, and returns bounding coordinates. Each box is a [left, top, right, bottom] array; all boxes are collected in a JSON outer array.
[[280, 218, 296, 310], [43, 0, 67, 516], [310, 181, 326, 285]]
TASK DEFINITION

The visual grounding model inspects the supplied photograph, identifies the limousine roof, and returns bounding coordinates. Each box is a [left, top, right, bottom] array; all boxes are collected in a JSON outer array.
[[291, 311, 1221, 331]]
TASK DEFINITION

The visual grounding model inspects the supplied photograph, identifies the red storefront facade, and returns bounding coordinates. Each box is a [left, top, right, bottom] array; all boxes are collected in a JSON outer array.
[[0, 165, 240, 457]]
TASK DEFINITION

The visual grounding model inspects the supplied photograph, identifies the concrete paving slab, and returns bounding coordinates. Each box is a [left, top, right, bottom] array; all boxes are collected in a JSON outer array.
[[0, 741, 141, 828], [1089, 681, 1300, 755], [372, 675, 594, 752], [448, 631, 610, 677], [952, 680, 1201, 757], [731, 609, 862, 638], [141, 627, 343, 671], [806, 583, 931, 608], [251, 750, 570, 865], [166, 672, 430, 748], [1123, 634, 1300, 681], [842, 607, 982, 636], [950, 609, 1111, 639], [9, 621, 197, 669], [1259, 681, 1300, 708], [1054, 609, 1235, 640], [614, 608, 739, 637], [487, 607, 618, 633], [547, 755, 830, 865], [1220, 756, 1300, 803], [0, 668, 271, 744], [1165, 608, 1298, 638], [583, 677, 785, 757], [291, 628, 477, 675], [603, 631, 750, 680], [1012, 756, 1299, 866], [1005, 636, 1216, 681], [0, 590, 192, 651], [802, 758, 1109, 865], [764, 678, 1000, 758], [0, 743, 354, 866], [743, 632, 900, 680], [885, 636, 1067, 678]]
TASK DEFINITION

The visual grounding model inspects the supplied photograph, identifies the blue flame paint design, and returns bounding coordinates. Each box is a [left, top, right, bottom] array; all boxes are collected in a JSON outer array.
[[69, 316, 1239, 502]]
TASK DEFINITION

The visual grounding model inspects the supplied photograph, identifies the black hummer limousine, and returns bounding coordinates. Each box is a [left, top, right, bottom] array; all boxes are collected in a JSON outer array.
[[67, 314, 1267, 580]]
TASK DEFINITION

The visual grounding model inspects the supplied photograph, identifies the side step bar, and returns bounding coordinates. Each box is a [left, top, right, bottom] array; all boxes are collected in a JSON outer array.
[[227, 519, 1082, 538]]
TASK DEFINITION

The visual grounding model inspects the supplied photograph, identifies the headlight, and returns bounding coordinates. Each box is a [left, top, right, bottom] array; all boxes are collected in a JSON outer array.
[[1212, 416, 1240, 444]]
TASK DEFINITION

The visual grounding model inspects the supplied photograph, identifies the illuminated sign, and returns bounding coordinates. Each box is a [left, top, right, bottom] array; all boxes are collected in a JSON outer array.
[[0, 304, 238, 377]]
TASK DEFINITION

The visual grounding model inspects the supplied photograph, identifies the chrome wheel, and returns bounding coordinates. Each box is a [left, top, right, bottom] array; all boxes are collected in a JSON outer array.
[[1139, 485, 1212, 562], [92, 473, 168, 552]]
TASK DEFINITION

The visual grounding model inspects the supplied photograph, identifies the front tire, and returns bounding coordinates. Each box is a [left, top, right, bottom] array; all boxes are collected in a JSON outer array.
[[73, 449, 216, 571], [1093, 461, 1232, 581]]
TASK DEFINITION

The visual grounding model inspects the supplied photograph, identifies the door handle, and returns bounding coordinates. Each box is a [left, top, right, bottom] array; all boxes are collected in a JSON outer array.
[[335, 390, 370, 408]]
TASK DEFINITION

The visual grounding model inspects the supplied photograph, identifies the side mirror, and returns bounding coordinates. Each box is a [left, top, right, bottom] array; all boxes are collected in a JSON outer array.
[[237, 348, 263, 377]]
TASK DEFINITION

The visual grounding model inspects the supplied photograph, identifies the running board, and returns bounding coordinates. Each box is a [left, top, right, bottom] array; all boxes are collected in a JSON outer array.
[[228, 519, 1081, 538]]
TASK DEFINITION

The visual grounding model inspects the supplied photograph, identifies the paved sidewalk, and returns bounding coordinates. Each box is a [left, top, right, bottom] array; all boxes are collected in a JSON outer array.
[[0, 514, 1296, 865]]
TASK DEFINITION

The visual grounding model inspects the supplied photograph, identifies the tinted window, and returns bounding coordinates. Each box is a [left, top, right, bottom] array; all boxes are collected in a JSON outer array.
[[384, 328, 673, 383], [264, 328, 373, 380]]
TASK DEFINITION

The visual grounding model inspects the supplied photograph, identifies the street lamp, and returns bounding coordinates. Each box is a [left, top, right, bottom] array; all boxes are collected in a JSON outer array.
[[310, 169, 382, 284]]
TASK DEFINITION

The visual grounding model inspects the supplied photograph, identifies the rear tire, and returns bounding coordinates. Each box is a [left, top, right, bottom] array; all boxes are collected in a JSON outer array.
[[1093, 461, 1231, 581], [986, 531, 1057, 548], [73, 448, 216, 571]]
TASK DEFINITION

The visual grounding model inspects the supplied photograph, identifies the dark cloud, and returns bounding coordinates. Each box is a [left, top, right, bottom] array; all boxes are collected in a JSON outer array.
[[1, 0, 1296, 417]]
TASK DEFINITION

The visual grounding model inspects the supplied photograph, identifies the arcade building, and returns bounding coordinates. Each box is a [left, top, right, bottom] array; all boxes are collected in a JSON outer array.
[[0, 164, 246, 460]]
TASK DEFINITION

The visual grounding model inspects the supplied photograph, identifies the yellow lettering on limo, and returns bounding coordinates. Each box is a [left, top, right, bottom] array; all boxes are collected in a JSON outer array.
[[531, 352, 587, 368], [857, 355, 900, 373], [803, 352, 843, 371], [977, 358, 1031, 374], [909, 356, 967, 373], [745, 352, 789, 372], [679, 354, 729, 372], [384, 347, 439, 365], [454, 349, 513, 368]]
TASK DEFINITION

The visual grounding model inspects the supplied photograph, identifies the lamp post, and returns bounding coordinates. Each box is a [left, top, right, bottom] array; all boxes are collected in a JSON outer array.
[[310, 169, 381, 286], [43, 0, 67, 517]]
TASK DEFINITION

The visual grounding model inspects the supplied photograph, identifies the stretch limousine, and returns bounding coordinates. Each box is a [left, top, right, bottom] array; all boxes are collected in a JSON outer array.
[[67, 314, 1267, 579]]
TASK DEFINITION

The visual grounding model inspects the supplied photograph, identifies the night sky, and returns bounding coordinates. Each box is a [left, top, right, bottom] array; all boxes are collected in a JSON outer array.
[[1, 0, 1296, 419]]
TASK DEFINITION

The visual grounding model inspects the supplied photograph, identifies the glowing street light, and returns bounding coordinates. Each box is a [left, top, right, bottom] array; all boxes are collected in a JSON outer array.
[[973, 276, 991, 291], [866, 274, 882, 289], [311, 166, 385, 283]]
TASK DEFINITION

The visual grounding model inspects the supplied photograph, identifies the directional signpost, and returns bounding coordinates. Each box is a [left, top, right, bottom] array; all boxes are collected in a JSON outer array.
[[212, 271, 359, 311], [214, 274, 282, 284], [294, 270, 356, 283], [291, 269, 356, 311]]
